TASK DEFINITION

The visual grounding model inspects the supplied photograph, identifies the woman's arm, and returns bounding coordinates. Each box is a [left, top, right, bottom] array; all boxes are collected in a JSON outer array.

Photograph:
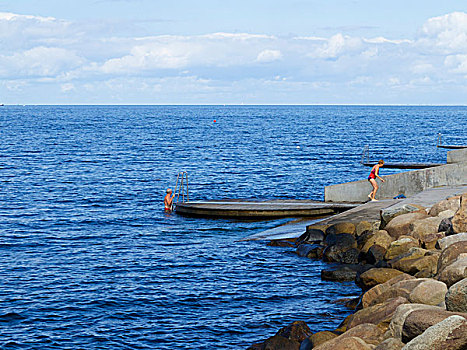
[[375, 166, 385, 182]]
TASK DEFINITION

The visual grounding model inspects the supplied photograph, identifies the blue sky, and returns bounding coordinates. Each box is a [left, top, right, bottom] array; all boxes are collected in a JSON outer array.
[[1, 0, 467, 104]]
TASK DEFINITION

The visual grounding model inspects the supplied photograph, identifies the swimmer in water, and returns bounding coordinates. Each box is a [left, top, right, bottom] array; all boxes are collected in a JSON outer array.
[[164, 188, 175, 211]]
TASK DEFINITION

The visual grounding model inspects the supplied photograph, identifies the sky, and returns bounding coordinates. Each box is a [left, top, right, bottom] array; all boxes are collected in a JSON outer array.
[[1, 0, 467, 104]]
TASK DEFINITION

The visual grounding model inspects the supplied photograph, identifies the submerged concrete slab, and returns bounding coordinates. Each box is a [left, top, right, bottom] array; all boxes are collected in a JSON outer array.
[[175, 199, 357, 218]]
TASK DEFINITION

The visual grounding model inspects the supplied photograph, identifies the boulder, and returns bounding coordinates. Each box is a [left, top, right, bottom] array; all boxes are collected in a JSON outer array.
[[321, 266, 357, 282], [438, 217, 454, 235], [385, 212, 429, 239], [313, 336, 373, 350], [366, 245, 387, 265], [323, 234, 357, 263], [437, 241, 467, 274], [276, 321, 312, 343], [296, 243, 315, 257], [388, 303, 443, 339], [267, 240, 296, 248], [362, 273, 415, 308], [357, 268, 405, 290], [420, 232, 445, 250], [401, 315, 467, 350], [410, 216, 444, 240], [374, 337, 404, 350], [446, 278, 467, 313], [428, 196, 461, 217], [339, 323, 385, 345], [325, 222, 356, 236], [401, 308, 467, 343], [437, 257, 467, 287], [357, 230, 376, 250], [303, 228, 325, 243], [437, 232, 467, 250], [408, 279, 448, 305], [362, 230, 394, 252], [356, 221, 375, 236], [348, 296, 408, 329], [451, 193, 467, 233], [392, 255, 439, 276], [304, 331, 337, 349], [385, 237, 419, 261], [381, 204, 426, 228], [261, 335, 300, 350], [389, 247, 429, 266]]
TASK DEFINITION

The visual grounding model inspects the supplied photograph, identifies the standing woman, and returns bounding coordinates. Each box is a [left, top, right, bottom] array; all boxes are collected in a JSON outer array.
[[368, 160, 385, 201]]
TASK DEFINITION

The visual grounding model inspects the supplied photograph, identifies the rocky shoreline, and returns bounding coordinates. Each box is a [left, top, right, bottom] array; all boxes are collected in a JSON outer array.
[[248, 192, 467, 349]]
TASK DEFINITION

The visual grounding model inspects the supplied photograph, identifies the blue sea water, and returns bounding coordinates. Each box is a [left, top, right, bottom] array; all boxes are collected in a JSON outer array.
[[0, 105, 465, 349]]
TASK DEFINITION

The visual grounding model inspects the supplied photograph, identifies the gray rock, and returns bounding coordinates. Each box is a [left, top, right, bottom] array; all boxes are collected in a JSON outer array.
[[446, 278, 467, 313], [381, 204, 423, 228], [304, 228, 325, 243], [438, 217, 454, 235], [401, 308, 467, 343], [437, 232, 467, 250], [408, 279, 448, 305], [437, 257, 467, 288], [388, 303, 442, 340], [401, 315, 467, 350]]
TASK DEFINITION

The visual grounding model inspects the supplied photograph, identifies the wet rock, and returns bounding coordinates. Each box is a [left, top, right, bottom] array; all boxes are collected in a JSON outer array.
[[388, 303, 443, 339], [385, 237, 419, 261], [261, 334, 300, 350], [304, 228, 325, 243], [307, 245, 325, 259], [452, 193, 467, 234], [340, 248, 360, 264], [381, 204, 426, 229], [348, 296, 408, 329], [408, 279, 448, 305], [322, 234, 357, 263], [437, 232, 467, 250], [428, 196, 461, 217], [446, 278, 467, 313], [437, 257, 467, 288], [356, 268, 405, 291], [374, 337, 404, 350], [401, 308, 467, 343], [296, 243, 318, 257], [268, 240, 296, 247], [321, 266, 357, 282], [401, 315, 467, 350], [384, 212, 429, 239], [362, 230, 394, 252], [276, 321, 312, 343]]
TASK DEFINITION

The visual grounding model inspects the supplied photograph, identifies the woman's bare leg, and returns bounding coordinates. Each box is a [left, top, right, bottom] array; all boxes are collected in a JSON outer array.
[[369, 179, 378, 200]]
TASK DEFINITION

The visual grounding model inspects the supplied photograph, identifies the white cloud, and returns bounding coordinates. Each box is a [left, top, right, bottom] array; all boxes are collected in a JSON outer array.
[[310, 33, 363, 59], [256, 49, 282, 63], [420, 12, 467, 52]]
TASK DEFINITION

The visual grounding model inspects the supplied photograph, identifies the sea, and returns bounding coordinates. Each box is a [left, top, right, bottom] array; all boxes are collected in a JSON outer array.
[[0, 105, 465, 349]]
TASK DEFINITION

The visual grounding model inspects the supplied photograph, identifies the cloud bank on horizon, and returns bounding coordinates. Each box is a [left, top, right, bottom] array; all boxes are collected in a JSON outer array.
[[1, 10, 467, 104]]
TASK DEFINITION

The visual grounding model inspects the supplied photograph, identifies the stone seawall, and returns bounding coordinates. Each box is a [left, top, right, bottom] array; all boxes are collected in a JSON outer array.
[[325, 149, 467, 203]]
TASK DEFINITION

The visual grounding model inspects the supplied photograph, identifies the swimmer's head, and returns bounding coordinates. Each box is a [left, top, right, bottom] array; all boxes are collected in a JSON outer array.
[[166, 188, 172, 193]]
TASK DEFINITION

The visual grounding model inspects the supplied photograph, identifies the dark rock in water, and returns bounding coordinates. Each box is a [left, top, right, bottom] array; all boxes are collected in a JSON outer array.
[[302, 331, 338, 350], [321, 266, 358, 282], [345, 296, 361, 310], [260, 334, 300, 350], [323, 234, 358, 263], [268, 240, 296, 248], [276, 321, 312, 343], [307, 244, 325, 259], [366, 245, 387, 265], [340, 248, 360, 264], [304, 228, 325, 243], [438, 217, 454, 235], [296, 243, 315, 257], [296, 243, 324, 259]]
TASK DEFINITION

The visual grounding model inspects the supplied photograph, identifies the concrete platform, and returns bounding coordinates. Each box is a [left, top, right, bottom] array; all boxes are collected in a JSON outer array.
[[175, 200, 358, 218]]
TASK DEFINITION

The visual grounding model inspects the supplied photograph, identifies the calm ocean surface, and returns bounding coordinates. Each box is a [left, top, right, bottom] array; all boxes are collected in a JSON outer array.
[[1, 105, 465, 349]]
